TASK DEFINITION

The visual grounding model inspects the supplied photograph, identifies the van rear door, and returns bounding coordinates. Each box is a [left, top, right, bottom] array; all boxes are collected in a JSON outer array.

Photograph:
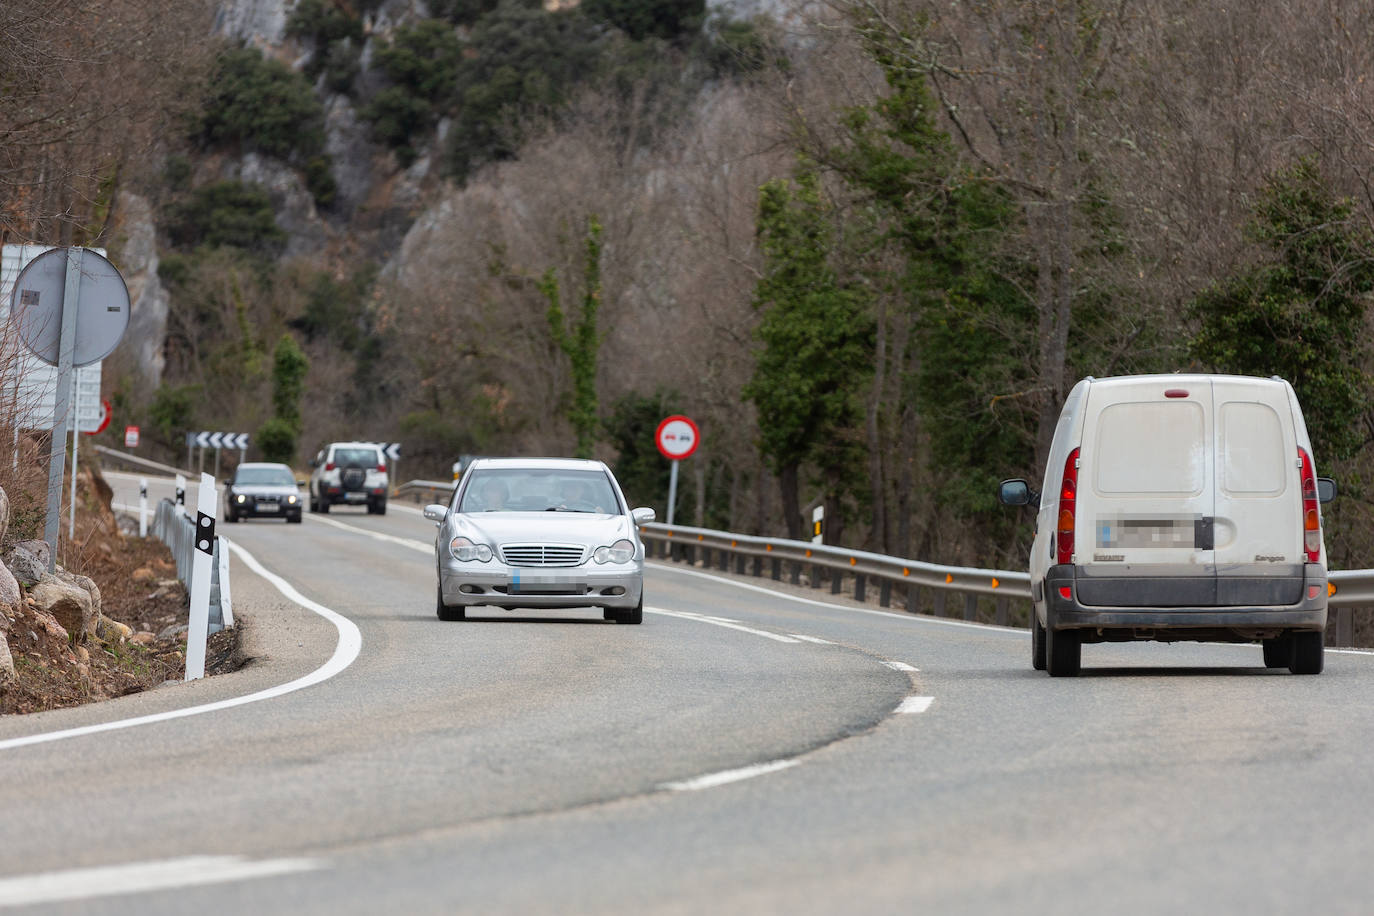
[[1211, 378, 1305, 605], [1075, 378, 1216, 607]]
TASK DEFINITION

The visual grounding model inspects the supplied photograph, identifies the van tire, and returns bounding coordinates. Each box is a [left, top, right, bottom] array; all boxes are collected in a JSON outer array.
[[1289, 631, 1324, 675], [1045, 623, 1081, 677], [1262, 634, 1293, 669], [1031, 610, 1047, 671]]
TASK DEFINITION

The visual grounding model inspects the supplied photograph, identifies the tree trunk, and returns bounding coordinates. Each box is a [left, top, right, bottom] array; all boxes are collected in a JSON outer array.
[[779, 463, 802, 540]]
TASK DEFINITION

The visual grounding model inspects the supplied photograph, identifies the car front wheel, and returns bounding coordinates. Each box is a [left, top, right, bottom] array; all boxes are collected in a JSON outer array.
[[436, 584, 465, 621]]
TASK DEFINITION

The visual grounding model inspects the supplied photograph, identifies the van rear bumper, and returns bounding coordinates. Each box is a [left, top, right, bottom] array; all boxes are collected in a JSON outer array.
[[1044, 564, 1327, 638]]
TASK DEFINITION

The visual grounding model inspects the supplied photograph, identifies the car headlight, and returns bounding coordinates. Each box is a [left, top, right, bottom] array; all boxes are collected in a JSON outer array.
[[450, 536, 493, 562], [235, 493, 246, 504], [594, 539, 636, 564], [287, 495, 298, 504]]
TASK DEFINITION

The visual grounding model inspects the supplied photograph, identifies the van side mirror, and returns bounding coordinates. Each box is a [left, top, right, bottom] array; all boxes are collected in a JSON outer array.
[[998, 479, 1038, 508], [1317, 477, 1337, 504]]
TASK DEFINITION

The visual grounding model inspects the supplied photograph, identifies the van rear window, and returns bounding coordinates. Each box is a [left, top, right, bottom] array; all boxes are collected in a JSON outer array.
[[1219, 401, 1285, 495], [1094, 401, 1205, 495]]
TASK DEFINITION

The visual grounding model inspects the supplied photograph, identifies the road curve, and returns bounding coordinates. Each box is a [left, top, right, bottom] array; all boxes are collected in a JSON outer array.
[[1, 473, 1372, 914]]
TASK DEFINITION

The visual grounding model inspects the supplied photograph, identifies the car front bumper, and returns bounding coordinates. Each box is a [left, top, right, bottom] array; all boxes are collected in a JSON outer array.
[[440, 561, 644, 610]]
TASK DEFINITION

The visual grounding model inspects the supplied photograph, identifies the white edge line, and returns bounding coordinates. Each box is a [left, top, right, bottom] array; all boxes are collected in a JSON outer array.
[[896, 696, 935, 714], [0, 541, 362, 753], [0, 855, 326, 908], [648, 561, 1025, 634], [789, 634, 834, 645], [661, 759, 799, 792], [647, 607, 799, 643]]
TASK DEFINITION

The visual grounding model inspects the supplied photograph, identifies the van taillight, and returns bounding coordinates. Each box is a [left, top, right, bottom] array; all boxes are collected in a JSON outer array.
[[1299, 447, 1321, 563], [1056, 447, 1080, 565], [325, 462, 335, 471]]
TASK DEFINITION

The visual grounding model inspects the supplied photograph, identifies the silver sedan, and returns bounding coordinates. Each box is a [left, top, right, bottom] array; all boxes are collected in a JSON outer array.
[[424, 458, 656, 623]]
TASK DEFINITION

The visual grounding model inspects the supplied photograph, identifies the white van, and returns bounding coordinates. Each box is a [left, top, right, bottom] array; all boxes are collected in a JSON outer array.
[[999, 374, 1337, 676]]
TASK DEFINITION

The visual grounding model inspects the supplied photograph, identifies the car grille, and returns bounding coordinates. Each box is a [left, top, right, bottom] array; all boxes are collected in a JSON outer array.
[[500, 544, 585, 567]]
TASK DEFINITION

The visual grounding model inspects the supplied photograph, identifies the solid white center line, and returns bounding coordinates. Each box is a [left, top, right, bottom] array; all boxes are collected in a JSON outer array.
[[788, 634, 835, 644], [647, 608, 800, 643], [896, 696, 935, 714], [661, 759, 800, 792], [0, 856, 325, 908], [307, 514, 433, 553]]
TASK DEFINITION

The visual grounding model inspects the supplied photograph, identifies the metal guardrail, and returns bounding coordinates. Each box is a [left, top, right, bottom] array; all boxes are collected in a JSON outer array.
[[151, 498, 230, 634], [394, 478, 455, 503], [641, 522, 1374, 644], [93, 444, 195, 478], [639, 522, 1032, 626]]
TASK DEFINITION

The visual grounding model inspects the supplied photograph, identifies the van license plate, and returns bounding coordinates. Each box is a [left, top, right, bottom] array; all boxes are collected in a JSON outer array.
[[1097, 516, 1197, 549]]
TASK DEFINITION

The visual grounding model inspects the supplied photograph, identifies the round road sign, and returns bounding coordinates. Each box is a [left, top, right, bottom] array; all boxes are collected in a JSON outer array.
[[11, 247, 130, 368], [656, 415, 700, 460]]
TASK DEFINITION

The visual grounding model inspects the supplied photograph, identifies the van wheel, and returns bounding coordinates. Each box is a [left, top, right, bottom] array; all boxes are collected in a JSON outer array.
[[1289, 631, 1324, 675], [1031, 610, 1047, 671], [1262, 634, 1293, 669], [1045, 624, 1081, 677]]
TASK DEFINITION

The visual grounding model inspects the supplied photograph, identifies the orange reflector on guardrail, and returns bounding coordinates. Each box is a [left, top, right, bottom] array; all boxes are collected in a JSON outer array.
[[1329, 582, 1337, 597], [849, 557, 856, 566], [991, 578, 1000, 588], [945, 574, 953, 583], [766, 544, 773, 552], [902, 568, 910, 576], [731, 540, 738, 547], [698, 534, 704, 541], [805, 549, 813, 557]]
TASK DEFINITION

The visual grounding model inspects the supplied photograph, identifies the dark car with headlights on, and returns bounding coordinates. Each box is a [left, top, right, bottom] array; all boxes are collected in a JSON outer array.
[[423, 457, 656, 623], [226, 462, 303, 523]]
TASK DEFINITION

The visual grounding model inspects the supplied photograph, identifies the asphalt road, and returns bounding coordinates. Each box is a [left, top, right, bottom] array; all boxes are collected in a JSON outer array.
[[2, 472, 1373, 914]]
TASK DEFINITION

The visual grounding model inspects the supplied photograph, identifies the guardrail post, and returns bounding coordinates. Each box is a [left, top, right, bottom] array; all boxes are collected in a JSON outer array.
[[1335, 607, 1354, 646], [788, 560, 799, 585], [735, 554, 746, 575], [995, 595, 1009, 626], [831, 570, 842, 595], [752, 555, 761, 577], [932, 591, 947, 617], [963, 593, 978, 621], [855, 573, 867, 602], [718, 549, 728, 572], [879, 579, 891, 608], [903, 584, 918, 614]]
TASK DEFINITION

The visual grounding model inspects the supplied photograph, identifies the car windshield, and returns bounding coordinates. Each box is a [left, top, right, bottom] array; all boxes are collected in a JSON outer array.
[[235, 467, 296, 486], [458, 469, 619, 514], [334, 448, 380, 466]]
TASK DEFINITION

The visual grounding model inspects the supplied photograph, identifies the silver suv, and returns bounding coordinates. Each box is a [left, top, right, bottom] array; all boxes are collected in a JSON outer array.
[[309, 441, 389, 515]]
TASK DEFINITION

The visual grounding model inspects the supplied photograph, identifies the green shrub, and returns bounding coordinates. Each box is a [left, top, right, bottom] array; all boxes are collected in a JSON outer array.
[[580, 0, 704, 41], [198, 47, 327, 162], [163, 181, 286, 255], [256, 417, 298, 464]]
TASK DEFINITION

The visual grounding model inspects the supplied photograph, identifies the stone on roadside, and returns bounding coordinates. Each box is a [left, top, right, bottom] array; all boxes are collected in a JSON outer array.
[[96, 614, 133, 644], [5, 540, 49, 587], [0, 560, 19, 622], [29, 576, 96, 641]]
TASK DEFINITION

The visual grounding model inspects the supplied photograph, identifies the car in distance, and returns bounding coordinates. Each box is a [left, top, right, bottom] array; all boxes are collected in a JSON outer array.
[[225, 462, 303, 523], [423, 457, 656, 623], [999, 374, 1336, 676], [309, 441, 389, 515]]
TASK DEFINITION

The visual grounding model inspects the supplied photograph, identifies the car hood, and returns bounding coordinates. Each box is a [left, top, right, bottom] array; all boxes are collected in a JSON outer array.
[[452, 511, 633, 546]]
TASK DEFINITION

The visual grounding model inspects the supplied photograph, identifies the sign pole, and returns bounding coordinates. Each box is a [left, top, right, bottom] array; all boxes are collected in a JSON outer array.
[[42, 249, 84, 573], [69, 417, 78, 538], [667, 459, 680, 526]]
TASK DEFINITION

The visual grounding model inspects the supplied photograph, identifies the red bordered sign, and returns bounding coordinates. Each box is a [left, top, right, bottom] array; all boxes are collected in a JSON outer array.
[[655, 415, 700, 460]]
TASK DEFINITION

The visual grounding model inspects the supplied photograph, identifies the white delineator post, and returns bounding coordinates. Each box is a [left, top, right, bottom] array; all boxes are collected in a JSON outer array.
[[138, 477, 148, 537], [175, 474, 186, 516], [185, 472, 217, 681]]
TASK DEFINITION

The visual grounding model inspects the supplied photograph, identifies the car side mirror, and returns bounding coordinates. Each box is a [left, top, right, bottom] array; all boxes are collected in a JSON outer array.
[[999, 479, 1038, 508], [1318, 477, 1337, 504], [423, 504, 447, 524], [632, 507, 656, 525]]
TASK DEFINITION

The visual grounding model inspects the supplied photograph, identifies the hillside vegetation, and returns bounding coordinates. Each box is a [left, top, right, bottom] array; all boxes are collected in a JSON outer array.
[[5, 0, 1374, 571]]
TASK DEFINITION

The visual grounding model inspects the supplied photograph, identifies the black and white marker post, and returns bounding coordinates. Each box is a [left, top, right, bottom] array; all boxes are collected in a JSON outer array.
[[185, 472, 217, 681], [138, 478, 148, 537]]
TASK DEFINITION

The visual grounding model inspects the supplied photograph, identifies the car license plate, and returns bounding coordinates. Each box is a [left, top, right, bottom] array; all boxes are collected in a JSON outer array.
[[510, 571, 581, 594], [256, 502, 279, 512], [344, 492, 366, 502]]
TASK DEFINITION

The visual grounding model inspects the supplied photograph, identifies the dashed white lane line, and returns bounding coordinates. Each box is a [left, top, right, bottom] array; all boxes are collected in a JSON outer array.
[[648, 608, 800, 643], [306, 513, 433, 553], [0, 541, 362, 753], [0, 856, 325, 908], [661, 759, 800, 792], [896, 696, 935, 714]]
